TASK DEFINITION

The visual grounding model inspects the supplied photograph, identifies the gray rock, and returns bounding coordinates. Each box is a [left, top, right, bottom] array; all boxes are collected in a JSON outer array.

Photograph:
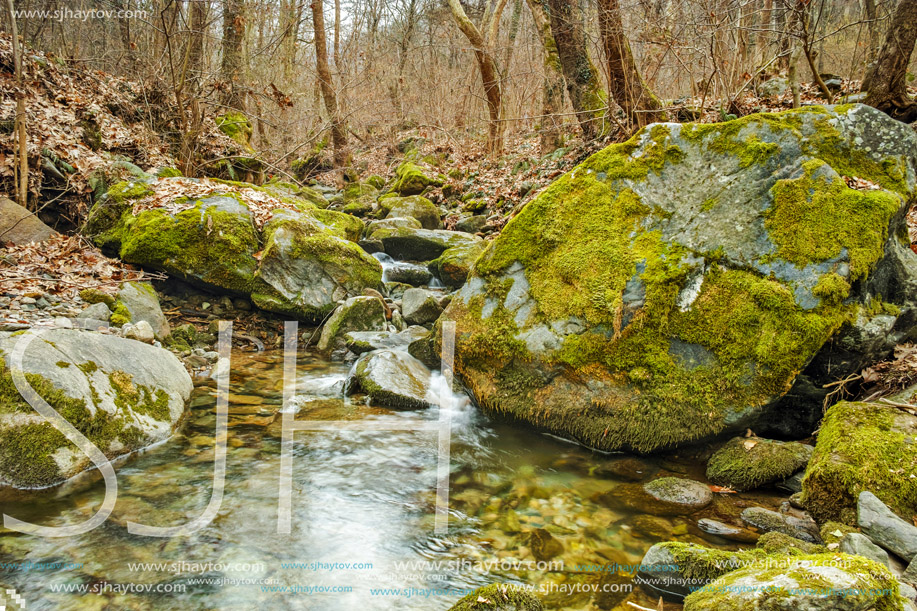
[[0, 328, 191, 490], [758, 76, 789, 97], [905, 557, 917, 586], [76, 302, 112, 322], [116, 282, 170, 340], [401, 288, 443, 326], [840, 532, 890, 567], [344, 327, 429, 354], [455, 215, 488, 234], [741, 506, 822, 543], [859, 490, 917, 562], [636, 542, 752, 601], [369, 226, 482, 261], [408, 332, 439, 369], [643, 477, 712, 510], [0, 197, 58, 245], [122, 321, 155, 344], [316, 296, 387, 353], [347, 349, 435, 410], [385, 261, 433, 286]]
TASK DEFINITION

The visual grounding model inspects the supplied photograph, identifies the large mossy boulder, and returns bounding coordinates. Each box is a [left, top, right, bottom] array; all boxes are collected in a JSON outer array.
[[429, 242, 487, 288], [381, 195, 442, 229], [368, 225, 482, 261], [801, 400, 917, 524], [0, 328, 191, 490], [83, 177, 382, 323], [441, 105, 917, 454]]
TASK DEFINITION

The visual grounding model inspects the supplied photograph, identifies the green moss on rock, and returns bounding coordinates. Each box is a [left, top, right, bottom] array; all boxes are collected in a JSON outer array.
[[216, 111, 253, 147], [706, 437, 813, 492], [446, 584, 543, 611], [390, 162, 441, 196], [801, 400, 917, 524]]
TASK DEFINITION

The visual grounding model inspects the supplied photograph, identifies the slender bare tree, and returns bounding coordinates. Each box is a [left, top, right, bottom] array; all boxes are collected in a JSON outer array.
[[312, 0, 350, 167], [446, 0, 510, 154], [525, 0, 566, 153]]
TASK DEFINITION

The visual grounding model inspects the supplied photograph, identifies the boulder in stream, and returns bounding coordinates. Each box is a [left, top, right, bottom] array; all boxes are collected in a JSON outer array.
[[706, 436, 812, 492], [316, 296, 387, 353], [381, 195, 442, 229], [441, 104, 917, 453], [0, 328, 191, 490], [446, 583, 543, 611], [346, 349, 435, 409]]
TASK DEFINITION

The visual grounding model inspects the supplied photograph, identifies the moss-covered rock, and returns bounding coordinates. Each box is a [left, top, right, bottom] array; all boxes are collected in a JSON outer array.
[[447, 584, 543, 611], [801, 400, 917, 524], [216, 111, 253, 147], [0, 329, 191, 490], [368, 225, 482, 261], [316, 296, 387, 353], [390, 162, 442, 196], [381, 195, 442, 229], [346, 349, 435, 409], [250, 210, 382, 322], [440, 105, 917, 454], [683, 553, 905, 611], [83, 178, 382, 323], [429, 242, 487, 288], [707, 437, 813, 491]]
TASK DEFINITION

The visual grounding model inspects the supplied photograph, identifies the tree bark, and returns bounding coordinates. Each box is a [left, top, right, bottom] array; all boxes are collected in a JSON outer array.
[[597, 0, 663, 128], [446, 0, 509, 154], [221, 0, 245, 110], [5, 0, 29, 210], [525, 0, 565, 153], [544, 0, 607, 140], [118, 0, 138, 69], [311, 0, 350, 168], [188, 0, 207, 85], [863, 0, 917, 121]]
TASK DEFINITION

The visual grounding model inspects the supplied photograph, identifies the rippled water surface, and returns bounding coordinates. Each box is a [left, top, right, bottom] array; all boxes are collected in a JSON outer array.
[[0, 349, 779, 610]]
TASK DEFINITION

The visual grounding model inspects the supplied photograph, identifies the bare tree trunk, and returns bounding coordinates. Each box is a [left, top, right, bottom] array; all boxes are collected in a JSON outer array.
[[5, 0, 29, 210], [863, 0, 917, 121], [221, 0, 245, 110], [188, 0, 207, 85], [863, 0, 879, 65], [445, 0, 509, 155], [597, 0, 663, 128], [333, 0, 341, 72], [545, 0, 607, 139], [526, 0, 565, 153], [311, 0, 349, 168]]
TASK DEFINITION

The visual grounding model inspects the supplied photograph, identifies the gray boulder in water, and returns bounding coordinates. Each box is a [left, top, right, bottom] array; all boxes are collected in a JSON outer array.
[[0, 328, 192, 490], [441, 104, 917, 453]]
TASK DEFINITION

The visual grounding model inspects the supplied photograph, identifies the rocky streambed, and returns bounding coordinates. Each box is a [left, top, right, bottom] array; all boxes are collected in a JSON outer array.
[[1, 103, 917, 610]]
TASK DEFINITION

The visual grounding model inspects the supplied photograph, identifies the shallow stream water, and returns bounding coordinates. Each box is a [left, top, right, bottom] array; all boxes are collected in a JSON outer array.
[[0, 348, 783, 610]]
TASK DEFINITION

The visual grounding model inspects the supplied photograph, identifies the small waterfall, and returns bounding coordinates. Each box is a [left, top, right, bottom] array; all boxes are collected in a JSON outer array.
[[372, 252, 395, 283]]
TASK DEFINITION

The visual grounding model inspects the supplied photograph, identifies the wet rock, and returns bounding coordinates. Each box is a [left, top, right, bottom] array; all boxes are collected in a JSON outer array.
[[446, 583, 543, 611], [408, 332, 439, 369], [740, 506, 821, 543], [429, 242, 487, 288], [370, 225, 482, 261], [0, 328, 191, 490], [683, 553, 901, 611], [644, 477, 712, 511], [755, 531, 824, 555], [115, 282, 170, 340], [631, 515, 675, 539], [777, 471, 805, 494], [316, 296, 387, 353], [401, 288, 443, 325], [443, 105, 917, 454], [697, 518, 759, 543], [528, 528, 563, 562], [385, 261, 433, 286], [347, 349, 434, 409], [344, 327, 428, 354], [858, 490, 917, 562], [840, 532, 890, 567], [636, 542, 758, 601], [706, 436, 812, 491], [594, 455, 658, 481]]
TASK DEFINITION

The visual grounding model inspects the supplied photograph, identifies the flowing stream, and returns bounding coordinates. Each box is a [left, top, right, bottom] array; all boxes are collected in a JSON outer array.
[[0, 348, 781, 610]]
